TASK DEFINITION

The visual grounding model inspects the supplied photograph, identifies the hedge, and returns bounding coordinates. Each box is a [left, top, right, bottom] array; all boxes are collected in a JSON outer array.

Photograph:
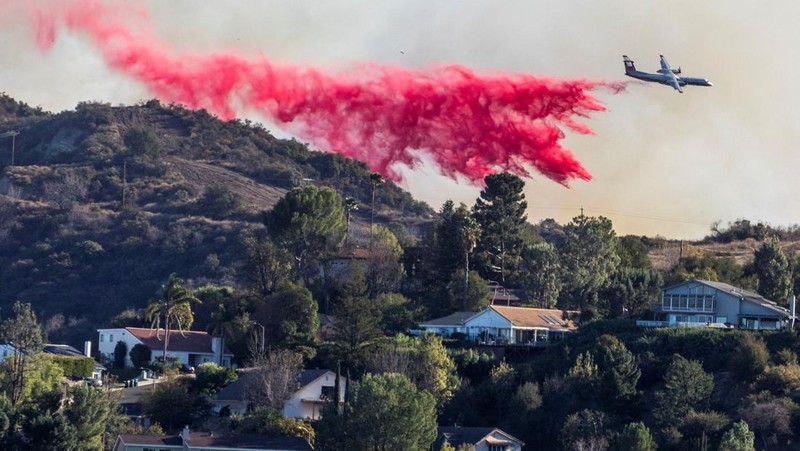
[[47, 355, 96, 378]]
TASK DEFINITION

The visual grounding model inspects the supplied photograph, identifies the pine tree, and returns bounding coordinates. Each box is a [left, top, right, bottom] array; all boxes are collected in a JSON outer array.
[[753, 237, 791, 305]]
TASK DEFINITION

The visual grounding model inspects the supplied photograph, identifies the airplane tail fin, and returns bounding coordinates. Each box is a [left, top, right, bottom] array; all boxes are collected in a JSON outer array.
[[623, 55, 636, 74]]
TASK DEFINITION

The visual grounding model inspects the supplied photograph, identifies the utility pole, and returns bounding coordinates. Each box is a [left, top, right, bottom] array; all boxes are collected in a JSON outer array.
[[121, 160, 127, 207]]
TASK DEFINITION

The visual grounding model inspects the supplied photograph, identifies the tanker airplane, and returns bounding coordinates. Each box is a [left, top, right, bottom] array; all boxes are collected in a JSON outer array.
[[623, 55, 713, 93]]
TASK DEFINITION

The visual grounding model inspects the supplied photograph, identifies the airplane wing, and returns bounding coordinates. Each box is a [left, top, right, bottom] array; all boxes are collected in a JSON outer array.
[[659, 55, 671, 72]]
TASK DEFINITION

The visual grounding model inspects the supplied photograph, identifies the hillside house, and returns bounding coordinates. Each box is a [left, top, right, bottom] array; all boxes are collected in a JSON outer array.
[[97, 327, 233, 368], [419, 305, 579, 346], [213, 368, 345, 420], [432, 426, 525, 451], [112, 426, 311, 451], [638, 279, 793, 330]]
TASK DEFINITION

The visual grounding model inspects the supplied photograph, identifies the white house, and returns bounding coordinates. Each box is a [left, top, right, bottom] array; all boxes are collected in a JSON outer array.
[[213, 368, 345, 420], [638, 279, 793, 330], [433, 426, 525, 451], [97, 327, 233, 368], [419, 305, 579, 346]]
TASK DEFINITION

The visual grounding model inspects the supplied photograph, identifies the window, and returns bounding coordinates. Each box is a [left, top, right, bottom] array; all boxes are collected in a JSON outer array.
[[488, 446, 508, 451], [99, 334, 104, 343], [321, 385, 335, 400], [109, 334, 114, 342]]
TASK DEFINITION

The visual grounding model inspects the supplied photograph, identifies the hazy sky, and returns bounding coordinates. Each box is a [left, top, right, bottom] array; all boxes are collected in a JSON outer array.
[[1, 0, 798, 239]]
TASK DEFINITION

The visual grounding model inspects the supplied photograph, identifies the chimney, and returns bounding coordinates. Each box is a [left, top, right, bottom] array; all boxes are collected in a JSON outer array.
[[211, 336, 222, 366], [84, 341, 92, 358], [181, 426, 190, 444]]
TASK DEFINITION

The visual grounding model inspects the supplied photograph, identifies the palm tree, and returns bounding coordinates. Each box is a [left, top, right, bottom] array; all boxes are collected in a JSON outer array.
[[344, 196, 359, 246], [207, 302, 237, 366], [145, 273, 201, 364], [458, 214, 481, 310], [369, 173, 382, 246]]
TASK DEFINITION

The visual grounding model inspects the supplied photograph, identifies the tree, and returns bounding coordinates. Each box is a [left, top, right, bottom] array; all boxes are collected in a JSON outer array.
[[473, 173, 528, 286], [367, 334, 459, 407], [655, 354, 714, 427], [600, 268, 663, 318], [317, 373, 437, 451], [113, 341, 128, 369], [738, 393, 796, 450], [64, 384, 113, 450], [201, 286, 241, 366], [446, 270, 490, 313], [369, 172, 383, 245], [141, 377, 208, 430], [718, 420, 755, 451], [329, 277, 384, 373], [241, 227, 294, 296], [194, 362, 237, 395], [730, 334, 770, 382], [616, 236, 652, 269], [593, 335, 640, 414], [520, 243, 562, 308], [124, 127, 162, 160], [145, 273, 201, 363], [264, 186, 347, 282], [558, 215, 620, 317], [129, 344, 152, 368], [611, 422, 657, 451], [244, 349, 303, 410], [560, 409, 610, 451], [0, 301, 43, 405], [366, 225, 404, 297], [197, 186, 242, 219], [252, 282, 319, 348], [753, 238, 791, 305], [344, 196, 359, 246], [238, 407, 315, 447]]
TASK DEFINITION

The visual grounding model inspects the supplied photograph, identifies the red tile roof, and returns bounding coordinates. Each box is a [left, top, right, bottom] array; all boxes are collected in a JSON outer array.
[[125, 327, 215, 354]]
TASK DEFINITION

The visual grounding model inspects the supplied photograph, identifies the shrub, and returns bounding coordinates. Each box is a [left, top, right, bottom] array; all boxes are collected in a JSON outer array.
[[194, 362, 237, 394], [129, 344, 152, 368]]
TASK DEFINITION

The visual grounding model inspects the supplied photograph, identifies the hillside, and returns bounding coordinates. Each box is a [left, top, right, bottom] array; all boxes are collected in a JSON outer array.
[[0, 95, 433, 343]]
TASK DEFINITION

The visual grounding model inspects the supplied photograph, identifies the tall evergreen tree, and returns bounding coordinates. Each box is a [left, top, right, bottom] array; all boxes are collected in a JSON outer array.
[[655, 354, 714, 428], [593, 335, 640, 414], [473, 173, 528, 287], [753, 237, 791, 305]]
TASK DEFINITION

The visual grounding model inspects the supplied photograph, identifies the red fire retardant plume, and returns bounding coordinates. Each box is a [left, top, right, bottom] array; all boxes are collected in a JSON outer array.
[[28, 0, 622, 186]]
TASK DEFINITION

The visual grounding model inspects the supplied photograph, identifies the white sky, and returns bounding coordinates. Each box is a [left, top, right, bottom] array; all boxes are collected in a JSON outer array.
[[2, 0, 799, 239]]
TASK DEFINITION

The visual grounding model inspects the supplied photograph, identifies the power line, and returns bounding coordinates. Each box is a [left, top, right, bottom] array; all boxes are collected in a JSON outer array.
[[529, 204, 712, 226]]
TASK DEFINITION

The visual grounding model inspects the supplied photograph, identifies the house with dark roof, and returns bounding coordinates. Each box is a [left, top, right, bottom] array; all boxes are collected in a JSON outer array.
[[637, 279, 793, 330], [212, 368, 344, 420], [97, 327, 233, 368], [112, 426, 312, 451], [419, 305, 579, 346], [43, 343, 106, 379], [432, 426, 524, 451]]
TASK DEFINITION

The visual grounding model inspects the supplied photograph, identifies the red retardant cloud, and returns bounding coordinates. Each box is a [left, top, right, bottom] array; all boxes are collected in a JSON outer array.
[[28, 0, 624, 186]]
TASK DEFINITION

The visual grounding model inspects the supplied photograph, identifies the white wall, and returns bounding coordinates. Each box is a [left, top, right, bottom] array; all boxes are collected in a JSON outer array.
[[97, 328, 142, 367], [283, 371, 345, 420]]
